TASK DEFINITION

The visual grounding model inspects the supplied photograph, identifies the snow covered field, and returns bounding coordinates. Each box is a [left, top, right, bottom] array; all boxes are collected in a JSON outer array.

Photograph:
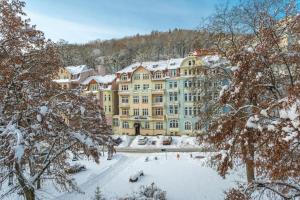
[[2, 152, 242, 200], [56, 153, 240, 199]]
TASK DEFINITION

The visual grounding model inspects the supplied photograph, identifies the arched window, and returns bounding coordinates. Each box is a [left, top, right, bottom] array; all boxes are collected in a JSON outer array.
[[185, 121, 192, 130], [121, 74, 128, 81]]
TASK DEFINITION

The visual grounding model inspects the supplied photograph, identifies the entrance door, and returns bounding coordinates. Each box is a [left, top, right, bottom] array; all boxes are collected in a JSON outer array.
[[134, 123, 141, 135]]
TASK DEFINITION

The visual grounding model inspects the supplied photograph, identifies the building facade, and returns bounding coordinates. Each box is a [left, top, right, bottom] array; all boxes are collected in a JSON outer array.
[[112, 52, 230, 136]]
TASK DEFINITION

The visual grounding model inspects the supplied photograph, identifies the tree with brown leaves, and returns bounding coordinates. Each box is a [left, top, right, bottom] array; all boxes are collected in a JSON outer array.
[[202, 0, 300, 199], [0, 1, 110, 200]]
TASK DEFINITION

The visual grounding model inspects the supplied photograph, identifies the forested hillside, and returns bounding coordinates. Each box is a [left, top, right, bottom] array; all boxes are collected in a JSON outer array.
[[57, 29, 212, 73]]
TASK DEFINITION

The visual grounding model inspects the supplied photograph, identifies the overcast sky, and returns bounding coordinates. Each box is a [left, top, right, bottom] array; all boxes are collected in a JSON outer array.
[[24, 0, 228, 43]]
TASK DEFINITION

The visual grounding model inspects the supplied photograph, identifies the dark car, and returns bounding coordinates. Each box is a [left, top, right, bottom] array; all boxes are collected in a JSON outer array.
[[113, 137, 123, 145], [163, 136, 172, 145]]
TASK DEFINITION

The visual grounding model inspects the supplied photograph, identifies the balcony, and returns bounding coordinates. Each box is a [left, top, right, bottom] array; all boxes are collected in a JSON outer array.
[[152, 101, 164, 107], [119, 102, 130, 107], [151, 90, 164, 95]]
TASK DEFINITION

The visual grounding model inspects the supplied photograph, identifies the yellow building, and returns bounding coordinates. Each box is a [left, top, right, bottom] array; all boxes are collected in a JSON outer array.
[[112, 59, 183, 135]]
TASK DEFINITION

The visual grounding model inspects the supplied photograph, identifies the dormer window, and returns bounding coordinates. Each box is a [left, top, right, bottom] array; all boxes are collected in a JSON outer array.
[[154, 71, 162, 79], [121, 74, 128, 81], [152, 64, 159, 68]]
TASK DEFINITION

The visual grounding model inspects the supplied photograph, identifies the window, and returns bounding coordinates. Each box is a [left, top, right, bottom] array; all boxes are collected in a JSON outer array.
[[156, 122, 163, 130], [189, 107, 192, 116], [154, 108, 163, 116], [169, 82, 173, 89], [154, 95, 163, 103], [133, 109, 139, 116], [169, 92, 173, 101], [133, 73, 141, 80], [188, 61, 192, 66], [121, 85, 128, 91], [90, 84, 98, 91], [192, 60, 195, 65], [174, 92, 178, 101], [134, 84, 140, 90], [185, 107, 193, 115], [214, 81, 218, 87], [122, 121, 129, 129], [142, 96, 148, 103], [142, 109, 148, 116], [155, 84, 163, 90], [170, 69, 176, 77], [188, 81, 192, 88], [174, 105, 178, 114], [113, 119, 119, 127], [169, 120, 178, 128], [154, 71, 162, 79], [169, 105, 174, 114], [184, 70, 188, 75], [105, 106, 107, 112], [121, 96, 129, 103], [108, 95, 111, 101], [109, 106, 111, 112], [121, 74, 128, 81], [185, 121, 192, 130], [174, 81, 177, 88], [143, 84, 149, 90], [184, 81, 188, 88], [133, 96, 139, 104], [143, 74, 149, 79], [145, 122, 150, 129], [189, 93, 192, 101], [185, 93, 188, 101], [104, 95, 107, 101], [122, 109, 129, 116]]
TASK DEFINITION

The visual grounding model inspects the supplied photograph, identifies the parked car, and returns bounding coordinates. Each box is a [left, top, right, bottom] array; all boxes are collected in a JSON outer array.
[[138, 137, 148, 145], [65, 164, 86, 174], [113, 137, 123, 145], [129, 170, 144, 182], [163, 136, 172, 145]]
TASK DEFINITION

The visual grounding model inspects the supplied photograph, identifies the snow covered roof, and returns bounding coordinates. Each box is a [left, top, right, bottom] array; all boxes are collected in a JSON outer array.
[[65, 65, 92, 75], [81, 74, 116, 85], [117, 58, 184, 74]]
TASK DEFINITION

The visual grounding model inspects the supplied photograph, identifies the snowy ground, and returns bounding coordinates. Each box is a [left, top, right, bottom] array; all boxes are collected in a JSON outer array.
[[113, 135, 202, 149], [2, 152, 243, 200]]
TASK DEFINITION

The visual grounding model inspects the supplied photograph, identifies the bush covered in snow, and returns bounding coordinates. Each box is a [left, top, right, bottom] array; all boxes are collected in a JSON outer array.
[[120, 183, 167, 200]]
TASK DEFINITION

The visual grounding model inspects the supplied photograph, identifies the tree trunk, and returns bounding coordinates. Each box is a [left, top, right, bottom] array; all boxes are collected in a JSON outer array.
[[241, 137, 255, 183], [23, 187, 35, 200], [36, 178, 41, 189], [246, 135, 255, 183]]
